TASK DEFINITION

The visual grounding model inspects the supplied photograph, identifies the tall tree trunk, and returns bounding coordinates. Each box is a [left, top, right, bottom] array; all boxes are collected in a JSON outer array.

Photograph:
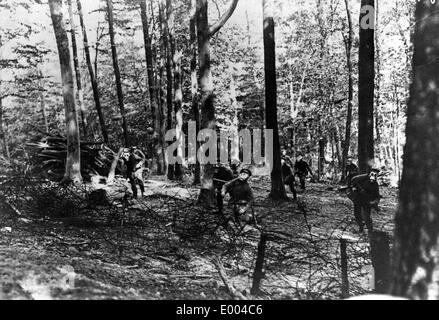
[[196, 0, 215, 201], [139, 0, 157, 119], [77, 0, 109, 144], [165, 0, 174, 131], [263, 0, 287, 200], [374, 0, 382, 163], [334, 123, 342, 167], [40, 93, 49, 134], [0, 97, 10, 159], [0, 38, 13, 159], [173, 49, 184, 180], [318, 138, 326, 181], [190, 0, 201, 185], [167, 0, 183, 180], [196, 0, 239, 204], [48, 0, 82, 184], [38, 70, 50, 134], [67, 0, 87, 138], [173, 38, 184, 181], [341, 0, 354, 181], [358, 0, 375, 173], [106, 0, 130, 147], [140, 0, 164, 174], [165, 0, 175, 180], [158, 0, 168, 175], [391, 1, 439, 300]]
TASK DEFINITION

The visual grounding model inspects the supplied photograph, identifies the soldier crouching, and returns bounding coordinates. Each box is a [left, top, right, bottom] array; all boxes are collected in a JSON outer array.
[[221, 168, 254, 224]]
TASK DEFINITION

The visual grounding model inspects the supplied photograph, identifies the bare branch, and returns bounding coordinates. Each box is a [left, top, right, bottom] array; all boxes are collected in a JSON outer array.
[[208, 0, 239, 38]]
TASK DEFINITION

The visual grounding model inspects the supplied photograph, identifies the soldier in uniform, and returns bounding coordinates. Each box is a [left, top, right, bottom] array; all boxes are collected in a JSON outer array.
[[349, 168, 381, 233], [221, 168, 254, 222], [281, 157, 297, 200], [294, 154, 313, 190], [213, 164, 235, 213], [121, 147, 146, 199], [281, 149, 294, 168]]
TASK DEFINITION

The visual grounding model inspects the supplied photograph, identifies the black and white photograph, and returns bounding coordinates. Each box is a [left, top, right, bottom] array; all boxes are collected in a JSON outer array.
[[0, 0, 437, 305]]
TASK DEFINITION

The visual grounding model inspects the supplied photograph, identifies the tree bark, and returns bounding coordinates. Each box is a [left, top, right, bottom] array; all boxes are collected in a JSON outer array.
[[1, 35, 11, 159], [140, 0, 164, 174], [107, 147, 124, 184], [77, 0, 109, 144], [48, 0, 82, 184], [196, 0, 239, 204], [370, 231, 391, 294], [173, 44, 184, 180], [190, 0, 201, 185], [157, 0, 168, 175], [40, 91, 49, 134], [358, 0, 375, 174], [165, 0, 175, 180], [67, 0, 87, 138], [340, 239, 350, 298], [0, 97, 10, 159], [374, 0, 382, 160], [38, 70, 49, 134], [263, 0, 287, 200], [139, 0, 157, 118], [391, 1, 439, 300], [318, 138, 326, 181], [106, 0, 130, 147], [196, 0, 215, 201], [341, 0, 354, 181]]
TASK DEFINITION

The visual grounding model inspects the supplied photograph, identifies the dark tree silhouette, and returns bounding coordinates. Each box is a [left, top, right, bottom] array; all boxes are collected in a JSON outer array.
[[391, 0, 439, 300], [357, 0, 375, 173], [263, 0, 287, 200]]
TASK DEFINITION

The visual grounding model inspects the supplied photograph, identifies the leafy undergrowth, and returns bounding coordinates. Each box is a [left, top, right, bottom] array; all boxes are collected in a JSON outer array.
[[0, 175, 398, 300]]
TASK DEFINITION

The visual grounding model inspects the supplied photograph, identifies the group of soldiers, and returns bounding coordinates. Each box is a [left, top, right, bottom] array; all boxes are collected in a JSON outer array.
[[213, 151, 315, 224], [119, 146, 381, 234]]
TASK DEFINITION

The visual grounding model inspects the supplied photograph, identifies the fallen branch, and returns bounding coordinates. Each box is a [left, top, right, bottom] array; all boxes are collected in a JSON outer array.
[[212, 256, 247, 300], [0, 196, 23, 216], [168, 274, 212, 279]]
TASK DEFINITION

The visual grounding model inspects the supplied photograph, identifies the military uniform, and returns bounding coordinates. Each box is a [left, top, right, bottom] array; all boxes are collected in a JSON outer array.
[[223, 177, 254, 221], [350, 173, 380, 232], [213, 165, 234, 213], [282, 161, 297, 200], [123, 151, 145, 198], [294, 159, 313, 190]]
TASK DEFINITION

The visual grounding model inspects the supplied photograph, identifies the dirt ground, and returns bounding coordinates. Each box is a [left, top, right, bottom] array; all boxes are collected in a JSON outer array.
[[0, 175, 398, 300]]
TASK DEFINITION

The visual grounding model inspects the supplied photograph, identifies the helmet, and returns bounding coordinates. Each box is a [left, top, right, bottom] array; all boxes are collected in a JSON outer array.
[[240, 168, 252, 177]]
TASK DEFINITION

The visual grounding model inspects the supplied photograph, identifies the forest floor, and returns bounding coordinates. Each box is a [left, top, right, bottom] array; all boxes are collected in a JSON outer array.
[[0, 175, 398, 300]]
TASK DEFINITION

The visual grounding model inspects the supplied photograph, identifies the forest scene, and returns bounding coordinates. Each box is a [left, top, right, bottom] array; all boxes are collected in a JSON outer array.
[[0, 0, 438, 301]]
